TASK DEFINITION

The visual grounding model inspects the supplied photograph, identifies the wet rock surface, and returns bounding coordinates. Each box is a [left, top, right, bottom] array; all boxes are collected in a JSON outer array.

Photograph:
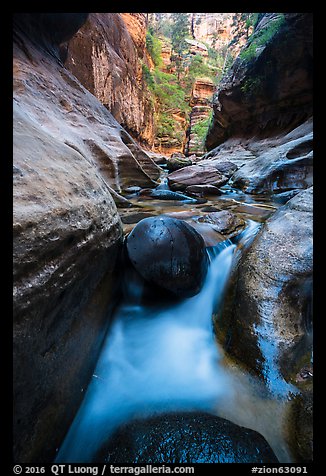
[[139, 188, 197, 202], [287, 389, 313, 462], [215, 187, 313, 389], [199, 159, 239, 178], [168, 165, 229, 191], [231, 120, 313, 194], [185, 184, 223, 197], [126, 216, 208, 297], [197, 210, 246, 237], [12, 12, 160, 463], [166, 154, 193, 171], [97, 412, 279, 463]]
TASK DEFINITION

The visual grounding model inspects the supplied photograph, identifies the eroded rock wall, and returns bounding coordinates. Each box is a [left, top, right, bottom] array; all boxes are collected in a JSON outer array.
[[206, 13, 313, 150], [64, 13, 155, 147], [13, 13, 159, 463], [185, 77, 215, 156]]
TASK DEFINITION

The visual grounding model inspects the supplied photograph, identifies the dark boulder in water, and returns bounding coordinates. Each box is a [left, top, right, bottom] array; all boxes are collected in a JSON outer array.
[[139, 188, 197, 202], [97, 411, 279, 463], [126, 217, 208, 297]]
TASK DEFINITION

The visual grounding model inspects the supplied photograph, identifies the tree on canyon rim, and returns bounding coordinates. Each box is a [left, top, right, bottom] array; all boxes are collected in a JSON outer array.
[[170, 13, 191, 80]]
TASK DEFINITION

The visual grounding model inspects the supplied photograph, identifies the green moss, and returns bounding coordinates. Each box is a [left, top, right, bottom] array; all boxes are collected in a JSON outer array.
[[239, 14, 285, 62], [240, 76, 263, 96]]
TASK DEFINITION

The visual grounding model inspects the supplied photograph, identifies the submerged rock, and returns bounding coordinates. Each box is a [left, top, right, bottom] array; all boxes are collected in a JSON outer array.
[[287, 389, 313, 462], [126, 217, 208, 297], [168, 165, 229, 191], [97, 412, 278, 463], [197, 210, 246, 237]]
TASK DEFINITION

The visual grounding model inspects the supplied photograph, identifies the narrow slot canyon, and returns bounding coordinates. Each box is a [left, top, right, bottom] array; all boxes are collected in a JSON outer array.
[[13, 12, 313, 466]]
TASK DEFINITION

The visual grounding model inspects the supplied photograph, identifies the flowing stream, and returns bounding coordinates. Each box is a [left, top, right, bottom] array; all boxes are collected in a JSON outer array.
[[56, 184, 297, 463]]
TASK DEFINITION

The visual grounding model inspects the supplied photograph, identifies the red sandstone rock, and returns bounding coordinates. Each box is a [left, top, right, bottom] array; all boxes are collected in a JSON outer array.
[[168, 165, 228, 191]]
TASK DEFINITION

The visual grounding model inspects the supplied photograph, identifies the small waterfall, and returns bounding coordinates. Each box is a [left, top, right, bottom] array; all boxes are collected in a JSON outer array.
[[56, 240, 236, 463], [156, 176, 169, 190]]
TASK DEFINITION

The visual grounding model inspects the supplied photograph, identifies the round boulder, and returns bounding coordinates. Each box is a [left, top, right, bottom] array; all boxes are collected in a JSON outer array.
[[97, 412, 278, 463], [126, 216, 208, 297]]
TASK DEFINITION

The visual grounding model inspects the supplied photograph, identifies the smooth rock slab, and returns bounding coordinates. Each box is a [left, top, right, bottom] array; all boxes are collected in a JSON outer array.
[[168, 165, 229, 191], [126, 217, 208, 297], [185, 184, 223, 197], [199, 159, 238, 178], [97, 412, 278, 463], [139, 188, 197, 202]]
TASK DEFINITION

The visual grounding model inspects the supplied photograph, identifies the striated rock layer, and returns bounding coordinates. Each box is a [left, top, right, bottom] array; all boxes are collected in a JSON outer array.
[[13, 13, 159, 463], [64, 13, 156, 147], [185, 77, 215, 156]]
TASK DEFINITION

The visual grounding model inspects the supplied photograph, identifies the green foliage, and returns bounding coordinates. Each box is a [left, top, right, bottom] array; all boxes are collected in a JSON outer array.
[[240, 77, 262, 96], [182, 55, 217, 97], [240, 14, 285, 62], [156, 113, 175, 137], [156, 112, 184, 146], [148, 13, 172, 37], [148, 68, 190, 146], [245, 13, 259, 29], [191, 112, 213, 148], [146, 30, 163, 67], [152, 69, 189, 113], [170, 13, 191, 56], [142, 63, 155, 89]]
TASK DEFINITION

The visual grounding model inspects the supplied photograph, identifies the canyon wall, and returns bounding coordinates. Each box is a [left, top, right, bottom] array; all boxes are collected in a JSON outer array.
[[204, 13, 313, 461], [13, 13, 159, 463], [206, 13, 313, 150], [64, 13, 155, 147], [185, 77, 215, 156]]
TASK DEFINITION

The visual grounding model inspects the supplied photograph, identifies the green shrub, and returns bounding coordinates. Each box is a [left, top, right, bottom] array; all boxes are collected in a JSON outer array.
[[239, 14, 285, 62], [152, 69, 189, 113], [156, 112, 184, 146], [142, 63, 155, 89], [146, 30, 163, 67], [191, 112, 213, 147]]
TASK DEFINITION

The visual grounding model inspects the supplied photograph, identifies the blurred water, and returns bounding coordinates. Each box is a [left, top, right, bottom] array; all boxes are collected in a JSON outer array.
[[56, 221, 295, 463], [56, 240, 236, 462]]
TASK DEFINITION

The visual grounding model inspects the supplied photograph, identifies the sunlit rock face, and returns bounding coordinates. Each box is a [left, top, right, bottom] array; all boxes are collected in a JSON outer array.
[[64, 13, 156, 148], [13, 12, 160, 463], [192, 13, 235, 49], [206, 13, 313, 150], [185, 77, 215, 156]]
